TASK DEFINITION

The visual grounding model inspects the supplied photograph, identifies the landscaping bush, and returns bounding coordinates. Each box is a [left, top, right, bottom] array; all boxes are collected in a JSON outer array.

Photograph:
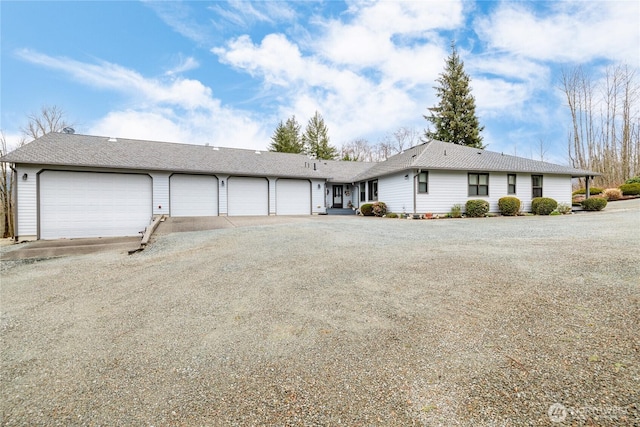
[[556, 203, 572, 214], [465, 199, 490, 218], [625, 176, 640, 184], [371, 201, 387, 217], [385, 212, 398, 218], [603, 188, 622, 201], [360, 203, 373, 216], [450, 204, 463, 218], [498, 196, 521, 216], [572, 187, 603, 196], [619, 183, 640, 196], [581, 197, 607, 211], [531, 197, 557, 215]]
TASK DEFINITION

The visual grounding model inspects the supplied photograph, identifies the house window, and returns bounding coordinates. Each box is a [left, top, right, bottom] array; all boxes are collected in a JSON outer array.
[[418, 172, 428, 193], [468, 173, 489, 196], [508, 174, 516, 194], [367, 179, 378, 201], [360, 182, 366, 202], [532, 175, 543, 198]]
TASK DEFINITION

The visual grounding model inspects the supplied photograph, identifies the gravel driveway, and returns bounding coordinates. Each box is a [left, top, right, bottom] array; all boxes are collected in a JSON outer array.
[[1, 200, 639, 426]]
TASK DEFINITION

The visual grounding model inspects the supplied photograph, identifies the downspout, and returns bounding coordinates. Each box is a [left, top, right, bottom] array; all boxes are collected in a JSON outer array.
[[10, 165, 17, 241], [413, 169, 419, 215]]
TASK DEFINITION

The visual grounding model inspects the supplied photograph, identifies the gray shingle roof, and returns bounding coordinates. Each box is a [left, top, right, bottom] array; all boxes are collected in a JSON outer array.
[[353, 139, 598, 181], [0, 133, 368, 180], [1, 133, 598, 182]]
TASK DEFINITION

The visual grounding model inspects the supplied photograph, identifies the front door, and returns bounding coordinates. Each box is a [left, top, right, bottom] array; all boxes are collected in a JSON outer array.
[[333, 186, 343, 208]]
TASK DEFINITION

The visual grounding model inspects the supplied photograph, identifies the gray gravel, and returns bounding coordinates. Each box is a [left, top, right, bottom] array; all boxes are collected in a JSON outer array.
[[1, 200, 639, 426]]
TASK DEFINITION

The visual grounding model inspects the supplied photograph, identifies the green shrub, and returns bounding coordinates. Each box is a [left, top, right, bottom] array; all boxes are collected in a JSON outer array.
[[581, 197, 607, 211], [625, 176, 640, 184], [450, 204, 463, 218], [385, 212, 398, 218], [572, 187, 604, 195], [465, 199, 490, 218], [619, 183, 640, 196], [603, 188, 622, 201], [498, 196, 521, 216], [531, 197, 558, 215], [556, 203, 572, 214], [371, 201, 387, 217], [360, 203, 373, 216]]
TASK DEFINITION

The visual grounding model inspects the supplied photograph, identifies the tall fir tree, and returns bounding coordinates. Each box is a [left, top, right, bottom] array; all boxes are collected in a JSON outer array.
[[302, 111, 338, 160], [424, 42, 485, 149], [268, 115, 303, 153]]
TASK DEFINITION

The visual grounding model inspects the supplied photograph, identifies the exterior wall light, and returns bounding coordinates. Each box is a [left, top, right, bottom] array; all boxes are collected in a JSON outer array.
[[22, 173, 28, 181], [221, 180, 225, 187]]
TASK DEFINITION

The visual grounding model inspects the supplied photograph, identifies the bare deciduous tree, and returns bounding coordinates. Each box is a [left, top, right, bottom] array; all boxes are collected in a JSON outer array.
[[561, 64, 639, 187], [1, 105, 73, 237], [1, 132, 17, 237], [21, 105, 71, 141]]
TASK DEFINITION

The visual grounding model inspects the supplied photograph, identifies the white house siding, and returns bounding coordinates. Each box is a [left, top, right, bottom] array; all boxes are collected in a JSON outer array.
[[268, 178, 277, 215], [16, 166, 39, 240], [518, 174, 534, 212], [540, 174, 572, 207], [378, 172, 413, 214], [150, 172, 170, 216], [415, 170, 468, 214], [311, 179, 326, 214], [217, 175, 229, 215]]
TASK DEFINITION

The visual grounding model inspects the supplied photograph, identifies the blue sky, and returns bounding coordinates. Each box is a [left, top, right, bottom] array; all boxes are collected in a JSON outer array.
[[1, 1, 638, 164]]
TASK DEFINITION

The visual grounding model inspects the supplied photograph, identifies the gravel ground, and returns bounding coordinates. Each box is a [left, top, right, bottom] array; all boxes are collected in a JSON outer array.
[[1, 200, 639, 426]]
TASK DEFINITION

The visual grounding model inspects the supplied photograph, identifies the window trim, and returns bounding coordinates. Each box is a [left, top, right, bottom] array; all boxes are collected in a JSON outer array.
[[418, 171, 429, 194], [468, 173, 489, 197], [532, 175, 543, 198], [367, 179, 378, 201], [359, 181, 366, 202], [507, 174, 516, 195]]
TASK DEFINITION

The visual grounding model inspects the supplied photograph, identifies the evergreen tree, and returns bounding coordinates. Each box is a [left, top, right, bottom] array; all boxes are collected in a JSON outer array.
[[424, 42, 485, 149], [268, 115, 303, 153], [302, 111, 338, 160]]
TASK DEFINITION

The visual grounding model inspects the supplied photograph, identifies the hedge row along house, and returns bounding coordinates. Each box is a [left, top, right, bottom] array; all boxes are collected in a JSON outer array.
[[1, 132, 598, 240]]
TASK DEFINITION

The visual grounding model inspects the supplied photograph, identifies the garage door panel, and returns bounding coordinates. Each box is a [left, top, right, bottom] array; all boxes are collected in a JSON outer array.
[[170, 174, 218, 216], [276, 179, 310, 215], [227, 177, 268, 216], [39, 171, 152, 239]]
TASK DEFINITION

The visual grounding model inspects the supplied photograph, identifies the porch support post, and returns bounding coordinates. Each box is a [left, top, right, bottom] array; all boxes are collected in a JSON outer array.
[[585, 175, 591, 199]]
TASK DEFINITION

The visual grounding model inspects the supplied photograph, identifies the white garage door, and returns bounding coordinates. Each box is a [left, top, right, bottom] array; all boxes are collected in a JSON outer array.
[[39, 171, 152, 239], [276, 179, 310, 215], [227, 177, 268, 216], [170, 174, 218, 217]]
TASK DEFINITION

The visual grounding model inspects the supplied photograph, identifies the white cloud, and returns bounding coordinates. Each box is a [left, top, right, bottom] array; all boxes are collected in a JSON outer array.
[[209, 0, 296, 29], [16, 49, 215, 111], [14, 49, 270, 150], [165, 56, 200, 76], [142, 1, 213, 45], [476, 1, 640, 64], [89, 108, 269, 151]]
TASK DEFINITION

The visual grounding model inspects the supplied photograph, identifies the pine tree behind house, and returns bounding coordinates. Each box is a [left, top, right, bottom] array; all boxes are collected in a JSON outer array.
[[302, 111, 338, 160], [268, 116, 304, 153], [424, 42, 485, 149]]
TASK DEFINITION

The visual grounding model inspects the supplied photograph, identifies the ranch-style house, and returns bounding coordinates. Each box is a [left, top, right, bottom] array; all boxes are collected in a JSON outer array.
[[0, 132, 598, 240]]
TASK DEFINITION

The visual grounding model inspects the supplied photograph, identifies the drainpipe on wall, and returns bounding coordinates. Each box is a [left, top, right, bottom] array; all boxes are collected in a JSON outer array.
[[413, 169, 419, 214]]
